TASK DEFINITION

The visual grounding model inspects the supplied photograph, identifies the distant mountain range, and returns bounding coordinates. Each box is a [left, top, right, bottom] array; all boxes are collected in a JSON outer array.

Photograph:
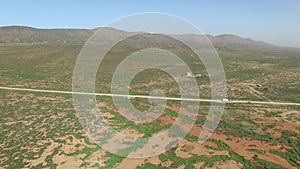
[[0, 26, 283, 50], [0, 26, 94, 44]]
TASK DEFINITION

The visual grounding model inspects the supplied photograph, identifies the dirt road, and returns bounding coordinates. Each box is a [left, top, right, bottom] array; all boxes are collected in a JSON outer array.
[[0, 86, 299, 106]]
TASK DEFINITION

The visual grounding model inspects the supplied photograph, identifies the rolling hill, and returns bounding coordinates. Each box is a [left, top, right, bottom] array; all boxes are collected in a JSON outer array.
[[0, 26, 281, 50]]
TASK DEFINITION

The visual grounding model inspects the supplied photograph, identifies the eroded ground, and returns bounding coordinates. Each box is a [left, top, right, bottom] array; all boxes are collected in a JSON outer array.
[[0, 44, 299, 169], [0, 91, 299, 169]]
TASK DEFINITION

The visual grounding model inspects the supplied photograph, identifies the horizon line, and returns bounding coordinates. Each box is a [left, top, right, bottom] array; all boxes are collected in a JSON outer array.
[[1, 24, 300, 49]]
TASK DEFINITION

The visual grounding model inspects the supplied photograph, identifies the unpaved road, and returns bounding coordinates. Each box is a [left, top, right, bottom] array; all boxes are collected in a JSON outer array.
[[0, 86, 299, 106]]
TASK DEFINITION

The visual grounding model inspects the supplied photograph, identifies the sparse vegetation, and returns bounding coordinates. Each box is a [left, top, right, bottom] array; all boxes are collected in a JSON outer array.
[[0, 29, 299, 168]]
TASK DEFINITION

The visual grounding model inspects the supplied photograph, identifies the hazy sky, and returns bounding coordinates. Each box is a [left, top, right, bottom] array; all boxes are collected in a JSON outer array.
[[1, 0, 300, 47]]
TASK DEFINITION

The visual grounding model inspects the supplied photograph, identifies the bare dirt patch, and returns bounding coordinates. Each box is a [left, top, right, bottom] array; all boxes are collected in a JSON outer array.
[[175, 139, 230, 159], [209, 132, 296, 169], [194, 162, 205, 169], [157, 111, 296, 169], [53, 154, 85, 169], [119, 128, 144, 138], [250, 108, 300, 134], [115, 158, 145, 169], [26, 140, 60, 167], [115, 156, 161, 169], [205, 160, 243, 169]]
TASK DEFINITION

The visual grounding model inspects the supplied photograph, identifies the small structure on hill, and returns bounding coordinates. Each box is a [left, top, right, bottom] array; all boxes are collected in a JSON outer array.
[[256, 84, 262, 88], [185, 72, 202, 78], [222, 98, 229, 102], [186, 72, 193, 77]]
